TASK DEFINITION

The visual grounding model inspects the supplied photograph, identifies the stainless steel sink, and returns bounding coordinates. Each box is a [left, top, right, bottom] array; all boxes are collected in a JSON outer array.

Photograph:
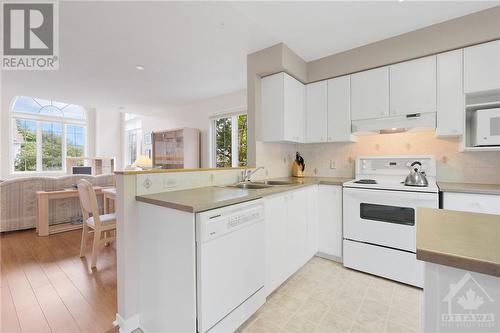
[[227, 182, 273, 189], [262, 180, 295, 186]]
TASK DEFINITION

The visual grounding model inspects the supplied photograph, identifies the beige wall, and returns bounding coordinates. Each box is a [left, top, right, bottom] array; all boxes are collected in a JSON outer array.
[[247, 43, 307, 169], [248, 6, 500, 182], [308, 6, 500, 82]]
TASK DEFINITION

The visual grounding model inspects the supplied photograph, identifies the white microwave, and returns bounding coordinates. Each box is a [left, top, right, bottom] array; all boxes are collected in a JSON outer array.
[[472, 108, 500, 146]]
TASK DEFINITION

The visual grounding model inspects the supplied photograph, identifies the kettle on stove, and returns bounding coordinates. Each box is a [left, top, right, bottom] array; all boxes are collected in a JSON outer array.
[[404, 161, 429, 187]]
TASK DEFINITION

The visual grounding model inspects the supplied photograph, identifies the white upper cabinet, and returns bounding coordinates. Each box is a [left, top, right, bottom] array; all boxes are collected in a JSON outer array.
[[261, 72, 305, 143], [351, 67, 390, 120], [327, 75, 354, 142], [436, 49, 464, 137], [464, 40, 500, 93], [390, 56, 437, 116], [306, 81, 328, 143]]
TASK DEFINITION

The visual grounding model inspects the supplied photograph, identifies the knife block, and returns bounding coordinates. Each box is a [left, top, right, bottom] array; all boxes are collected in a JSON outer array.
[[292, 162, 305, 178]]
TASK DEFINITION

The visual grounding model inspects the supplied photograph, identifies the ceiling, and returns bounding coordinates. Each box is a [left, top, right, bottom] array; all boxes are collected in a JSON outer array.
[[2, 1, 499, 113]]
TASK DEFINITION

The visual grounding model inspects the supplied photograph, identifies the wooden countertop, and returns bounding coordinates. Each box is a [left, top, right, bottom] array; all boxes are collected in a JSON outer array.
[[437, 182, 500, 195], [417, 207, 500, 277], [135, 177, 351, 213]]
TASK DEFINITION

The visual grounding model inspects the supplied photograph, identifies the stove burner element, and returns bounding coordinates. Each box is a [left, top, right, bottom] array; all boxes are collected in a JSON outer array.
[[354, 179, 377, 184]]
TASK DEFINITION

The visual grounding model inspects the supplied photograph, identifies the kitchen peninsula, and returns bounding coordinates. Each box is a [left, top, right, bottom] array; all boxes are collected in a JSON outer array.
[[417, 208, 500, 332]]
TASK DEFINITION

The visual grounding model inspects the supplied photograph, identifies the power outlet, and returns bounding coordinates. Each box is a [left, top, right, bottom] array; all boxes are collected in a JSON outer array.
[[330, 160, 336, 169], [163, 178, 176, 189]]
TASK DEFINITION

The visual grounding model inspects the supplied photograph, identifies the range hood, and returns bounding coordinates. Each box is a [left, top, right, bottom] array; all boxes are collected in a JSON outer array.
[[351, 112, 436, 134]]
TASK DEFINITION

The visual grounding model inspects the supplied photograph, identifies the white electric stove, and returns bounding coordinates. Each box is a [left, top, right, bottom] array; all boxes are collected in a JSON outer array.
[[342, 155, 439, 288]]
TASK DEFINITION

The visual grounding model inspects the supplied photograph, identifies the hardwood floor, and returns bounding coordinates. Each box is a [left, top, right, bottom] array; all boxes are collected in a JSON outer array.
[[1, 229, 117, 333]]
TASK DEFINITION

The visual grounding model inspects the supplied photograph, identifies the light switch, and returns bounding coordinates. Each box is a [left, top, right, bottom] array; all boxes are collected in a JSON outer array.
[[330, 160, 336, 169]]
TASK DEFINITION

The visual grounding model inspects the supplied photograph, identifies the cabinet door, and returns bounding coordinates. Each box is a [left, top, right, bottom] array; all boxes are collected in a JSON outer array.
[[318, 185, 343, 260], [390, 56, 437, 116], [261, 73, 284, 142], [306, 81, 328, 143], [351, 67, 390, 120], [284, 73, 305, 143], [327, 75, 353, 142], [286, 188, 309, 276], [464, 40, 500, 93], [306, 185, 319, 258], [264, 194, 288, 296], [436, 50, 464, 137], [443, 192, 500, 215]]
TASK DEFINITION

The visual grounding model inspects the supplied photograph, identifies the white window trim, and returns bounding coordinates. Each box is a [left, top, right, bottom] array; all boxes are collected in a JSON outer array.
[[210, 110, 247, 168], [123, 114, 143, 167], [10, 105, 88, 175]]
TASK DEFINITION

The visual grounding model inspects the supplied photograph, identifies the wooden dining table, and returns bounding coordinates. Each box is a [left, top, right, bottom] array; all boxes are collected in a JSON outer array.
[[36, 186, 116, 236], [102, 187, 117, 214]]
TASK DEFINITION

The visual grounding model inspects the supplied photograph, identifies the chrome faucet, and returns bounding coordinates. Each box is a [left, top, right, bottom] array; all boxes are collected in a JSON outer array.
[[241, 166, 265, 182]]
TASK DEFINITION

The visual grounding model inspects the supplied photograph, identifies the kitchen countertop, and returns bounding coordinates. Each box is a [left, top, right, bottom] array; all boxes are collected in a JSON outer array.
[[437, 182, 500, 195], [135, 176, 352, 213], [416, 207, 500, 277]]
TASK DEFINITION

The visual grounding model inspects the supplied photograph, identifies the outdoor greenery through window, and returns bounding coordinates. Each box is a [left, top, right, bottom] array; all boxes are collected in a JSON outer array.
[[213, 113, 247, 168], [11, 96, 86, 173]]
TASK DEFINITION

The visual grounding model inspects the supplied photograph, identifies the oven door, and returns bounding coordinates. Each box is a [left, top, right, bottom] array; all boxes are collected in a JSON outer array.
[[343, 187, 437, 252]]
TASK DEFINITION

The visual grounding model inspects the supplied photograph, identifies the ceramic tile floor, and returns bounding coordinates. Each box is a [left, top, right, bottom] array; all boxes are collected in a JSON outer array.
[[238, 256, 422, 333]]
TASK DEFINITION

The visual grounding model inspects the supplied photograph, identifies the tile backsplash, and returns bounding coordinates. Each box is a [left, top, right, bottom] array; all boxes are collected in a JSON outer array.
[[256, 131, 500, 184]]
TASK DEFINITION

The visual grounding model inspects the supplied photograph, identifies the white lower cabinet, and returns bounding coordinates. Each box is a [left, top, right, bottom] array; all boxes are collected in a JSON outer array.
[[443, 192, 500, 215], [317, 185, 343, 260], [264, 185, 318, 296], [264, 194, 288, 296]]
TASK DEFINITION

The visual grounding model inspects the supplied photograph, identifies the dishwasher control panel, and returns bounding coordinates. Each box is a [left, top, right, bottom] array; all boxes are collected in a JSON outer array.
[[196, 200, 264, 243]]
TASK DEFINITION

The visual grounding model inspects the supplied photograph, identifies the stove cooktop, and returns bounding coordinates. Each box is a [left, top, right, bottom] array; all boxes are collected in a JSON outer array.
[[344, 178, 438, 193], [354, 179, 377, 184]]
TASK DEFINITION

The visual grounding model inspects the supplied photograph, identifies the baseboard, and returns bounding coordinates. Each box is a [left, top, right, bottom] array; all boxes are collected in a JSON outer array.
[[315, 252, 343, 263], [115, 313, 140, 333]]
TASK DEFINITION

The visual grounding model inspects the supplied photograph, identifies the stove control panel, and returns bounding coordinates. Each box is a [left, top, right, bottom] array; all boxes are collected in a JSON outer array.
[[356, 156, 436, 177]]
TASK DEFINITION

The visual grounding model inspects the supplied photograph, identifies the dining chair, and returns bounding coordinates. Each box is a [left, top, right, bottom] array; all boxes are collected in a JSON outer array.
[[77, 179, 116, 269]]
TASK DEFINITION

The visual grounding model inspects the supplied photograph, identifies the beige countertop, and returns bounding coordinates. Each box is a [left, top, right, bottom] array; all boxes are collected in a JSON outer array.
[[437, 182, 500, 195], [416, 207, 500, 277], [135, 177, 351, 213], [115, 166, 249, 175]]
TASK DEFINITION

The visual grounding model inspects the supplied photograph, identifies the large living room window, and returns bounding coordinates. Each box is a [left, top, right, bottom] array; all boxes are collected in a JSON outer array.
[[11, 96, 87, 173]]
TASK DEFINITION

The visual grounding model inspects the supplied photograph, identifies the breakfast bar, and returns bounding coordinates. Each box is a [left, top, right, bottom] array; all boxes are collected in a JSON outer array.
[[416, 208, 500, 332]]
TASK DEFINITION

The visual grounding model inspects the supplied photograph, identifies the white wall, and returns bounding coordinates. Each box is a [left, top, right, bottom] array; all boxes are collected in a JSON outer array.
[[141, 89, 247, 168], [95, 108, 123, 170]]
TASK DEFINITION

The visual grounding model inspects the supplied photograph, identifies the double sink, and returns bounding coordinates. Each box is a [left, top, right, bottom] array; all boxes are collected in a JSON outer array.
[[227, 180, 295, 189]]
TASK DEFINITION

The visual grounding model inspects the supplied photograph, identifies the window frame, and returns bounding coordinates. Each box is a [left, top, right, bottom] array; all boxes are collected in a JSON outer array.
[[123, 113, 143, 167], [210, 110, 247, 168], [10, 98, 88, 175]]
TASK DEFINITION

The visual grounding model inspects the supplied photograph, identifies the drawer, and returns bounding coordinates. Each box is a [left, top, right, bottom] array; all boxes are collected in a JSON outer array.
[[443, 192, 500, 215]]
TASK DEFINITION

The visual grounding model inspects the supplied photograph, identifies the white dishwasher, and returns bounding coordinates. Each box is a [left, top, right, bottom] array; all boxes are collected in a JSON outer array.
[[196, 199, 265, 333]]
